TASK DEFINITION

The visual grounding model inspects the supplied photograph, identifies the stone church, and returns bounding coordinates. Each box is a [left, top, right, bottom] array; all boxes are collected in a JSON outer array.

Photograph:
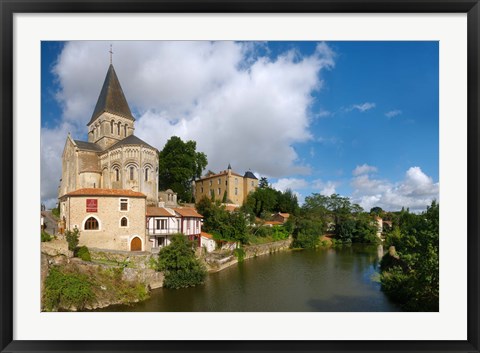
[[58, 63, 159, 205], [57, 62, 160, 251]]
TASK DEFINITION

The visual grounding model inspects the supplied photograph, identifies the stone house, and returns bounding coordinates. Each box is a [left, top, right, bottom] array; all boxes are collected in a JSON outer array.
[[194, 164, 258, 206], [58, 188, 148, 252]]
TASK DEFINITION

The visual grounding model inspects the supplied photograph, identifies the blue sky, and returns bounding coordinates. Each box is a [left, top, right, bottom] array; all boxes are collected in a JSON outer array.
[[41, 41, 439, 211]]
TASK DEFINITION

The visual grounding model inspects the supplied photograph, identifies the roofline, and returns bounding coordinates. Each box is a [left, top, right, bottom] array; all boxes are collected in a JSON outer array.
[[60, 192, 146, 199], [197, 171, 243, 181]]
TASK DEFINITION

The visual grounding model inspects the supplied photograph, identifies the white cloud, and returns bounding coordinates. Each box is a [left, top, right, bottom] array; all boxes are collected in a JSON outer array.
[[351, 166, 439, 212], [385, 109, 402, 118], [312, 179, 339, 196], [349, 102, 376, 112], [352, 164, 378, 176], [42, 41, 336, 204], [272, 178, 309, 192]]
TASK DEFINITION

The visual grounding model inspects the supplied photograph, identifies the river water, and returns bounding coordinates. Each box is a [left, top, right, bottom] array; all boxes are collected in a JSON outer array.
[[101, 244, 401, 312]]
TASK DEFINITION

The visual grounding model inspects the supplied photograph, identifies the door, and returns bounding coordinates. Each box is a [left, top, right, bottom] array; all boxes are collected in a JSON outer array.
[[130, 237, 142, 251]]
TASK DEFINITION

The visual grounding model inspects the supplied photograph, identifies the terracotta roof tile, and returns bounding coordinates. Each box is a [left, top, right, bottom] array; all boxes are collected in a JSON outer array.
[[201, 231, 214, 239], [146, 207, 175, 217], [63, 188, 146, 198], [173, 207, 203, 218]]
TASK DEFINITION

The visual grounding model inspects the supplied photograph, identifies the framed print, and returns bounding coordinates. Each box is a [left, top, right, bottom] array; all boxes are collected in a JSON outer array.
[[1, 1, 479, 352]]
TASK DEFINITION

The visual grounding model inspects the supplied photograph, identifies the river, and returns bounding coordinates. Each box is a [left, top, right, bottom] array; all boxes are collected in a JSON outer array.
[[100, 244, 401, 312]]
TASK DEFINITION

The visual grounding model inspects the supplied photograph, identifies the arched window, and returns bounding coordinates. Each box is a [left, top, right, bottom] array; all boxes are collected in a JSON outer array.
[[129, 166, 134, 180], [114, 168, 119, 181], [145, 167, 149, 181], [117, 122, 121, 135], [120, 217, 128, 227], [111, 120, 114, 134], [84, 217, 99, 230], [124, 125, 127, 136]]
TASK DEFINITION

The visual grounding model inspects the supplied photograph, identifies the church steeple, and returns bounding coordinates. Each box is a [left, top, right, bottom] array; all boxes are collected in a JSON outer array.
[[87, 64, 135, 126]]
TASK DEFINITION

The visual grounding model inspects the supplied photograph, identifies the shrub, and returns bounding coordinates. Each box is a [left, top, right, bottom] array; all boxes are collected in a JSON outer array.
[[156, 234, 207, 289], [65, 228, 80, 251], [75, 246, 91, 261], [233, 247, 245, 262], [41, 230, 52, 242], [43, 267, 95, 311]]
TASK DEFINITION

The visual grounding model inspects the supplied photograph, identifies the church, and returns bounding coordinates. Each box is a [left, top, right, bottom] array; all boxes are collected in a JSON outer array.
[[58, 63, 159, 205], [57, 62, 160, 252]]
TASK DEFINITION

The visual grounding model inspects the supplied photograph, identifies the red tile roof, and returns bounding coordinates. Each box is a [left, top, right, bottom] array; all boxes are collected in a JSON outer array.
[[201, 231, 214, 239], [62, 188, 146, 198], [225, 204, 239, 212], [278, 213, 290, 218], [173, 207, 203, 218], [146, 207, 175, 217]]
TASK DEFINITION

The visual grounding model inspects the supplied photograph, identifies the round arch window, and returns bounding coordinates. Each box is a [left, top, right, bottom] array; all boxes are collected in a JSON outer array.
[[84, 217, 99, 230], [121, 217, 128, 227]]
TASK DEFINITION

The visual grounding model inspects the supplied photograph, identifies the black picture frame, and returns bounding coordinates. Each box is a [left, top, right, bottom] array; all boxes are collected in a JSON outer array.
[[1, 1, 479, 352]]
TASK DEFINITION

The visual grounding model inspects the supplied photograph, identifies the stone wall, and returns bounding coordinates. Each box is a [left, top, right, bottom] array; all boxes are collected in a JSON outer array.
[[204, 237, 292, 273]]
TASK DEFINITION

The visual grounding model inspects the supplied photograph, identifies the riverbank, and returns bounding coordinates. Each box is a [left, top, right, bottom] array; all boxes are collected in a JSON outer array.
[[203, 237, 292, 273], [41, 242, 164, 311], [41, 237, 293, 311]]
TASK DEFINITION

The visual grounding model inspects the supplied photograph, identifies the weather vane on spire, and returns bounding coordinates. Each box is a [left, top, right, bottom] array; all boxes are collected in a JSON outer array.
[[109, 44, 113, 65]]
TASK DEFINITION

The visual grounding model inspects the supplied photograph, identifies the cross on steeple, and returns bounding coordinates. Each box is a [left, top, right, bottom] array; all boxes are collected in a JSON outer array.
[[109, 44, 113, 65]]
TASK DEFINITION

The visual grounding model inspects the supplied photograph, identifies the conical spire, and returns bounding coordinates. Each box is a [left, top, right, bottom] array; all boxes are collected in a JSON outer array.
[[87, 64, 135, 126]]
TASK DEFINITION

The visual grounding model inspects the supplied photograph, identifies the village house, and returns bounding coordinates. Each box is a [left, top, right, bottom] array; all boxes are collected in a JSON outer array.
[[146, 206, 203, 250], [194, 164, 258, 206], [58, 188, 148, 251], [272, 212, 290, 224]]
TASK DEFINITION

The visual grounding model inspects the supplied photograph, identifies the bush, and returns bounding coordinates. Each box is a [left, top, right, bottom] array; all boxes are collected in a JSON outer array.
[[43, 267, 95, 311], [155, 234, 207, 289], [233, 247, 245, 262], [65, 228, 80, 251], [291, 219, 322, 249], [41, 230, 52, 242], [75, 246, 91, 261]]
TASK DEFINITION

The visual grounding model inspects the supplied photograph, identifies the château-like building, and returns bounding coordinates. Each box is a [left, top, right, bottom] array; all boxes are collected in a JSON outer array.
[[194, 164, 258, 205]]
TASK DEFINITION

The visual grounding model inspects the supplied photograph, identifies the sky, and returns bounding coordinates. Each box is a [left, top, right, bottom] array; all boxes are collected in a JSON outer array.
[[41, 41, 439, 212]]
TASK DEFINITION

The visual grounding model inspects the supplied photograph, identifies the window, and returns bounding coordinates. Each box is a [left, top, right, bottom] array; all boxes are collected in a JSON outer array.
[[110, 120, 114, 133], [225, 180, 227, 186], [145, 168, 149, 181], [235, 187, 238, 195], [120, 198, 128, 211], [129, 166, 134, 180], [120, 217, 128, 227], [218, 178, 221, 185], [117, 122, 121, 135], [85, 217, 99, 230], [156, 219, 166, 230], [115, 168, 119, 181], [124, 125, 127, 136], [209, 180, 212, 186], [251, 181, 254, 187], [235, 178, 238, 185], [218, 188, 221, 195], [201, 187, 204, 193]]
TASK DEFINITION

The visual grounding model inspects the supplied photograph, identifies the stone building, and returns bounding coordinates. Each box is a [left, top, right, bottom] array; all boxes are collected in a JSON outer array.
[[194, 164, 258, 206], [58, 63, 159, 205], [58, 188, 149, 252]]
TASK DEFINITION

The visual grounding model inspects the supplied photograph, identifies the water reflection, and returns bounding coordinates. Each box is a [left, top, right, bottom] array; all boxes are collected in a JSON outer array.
[[97, 244, 401, 312]]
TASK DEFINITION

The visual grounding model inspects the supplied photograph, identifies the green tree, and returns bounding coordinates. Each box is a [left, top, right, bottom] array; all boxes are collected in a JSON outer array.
[[155, 234, 207, 289], [276, 189, 299, 215], [65, 227, 80, 251], [258, 177, 269, 189], [380, 201, 439, 311], [158, 136, 207, 202]]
